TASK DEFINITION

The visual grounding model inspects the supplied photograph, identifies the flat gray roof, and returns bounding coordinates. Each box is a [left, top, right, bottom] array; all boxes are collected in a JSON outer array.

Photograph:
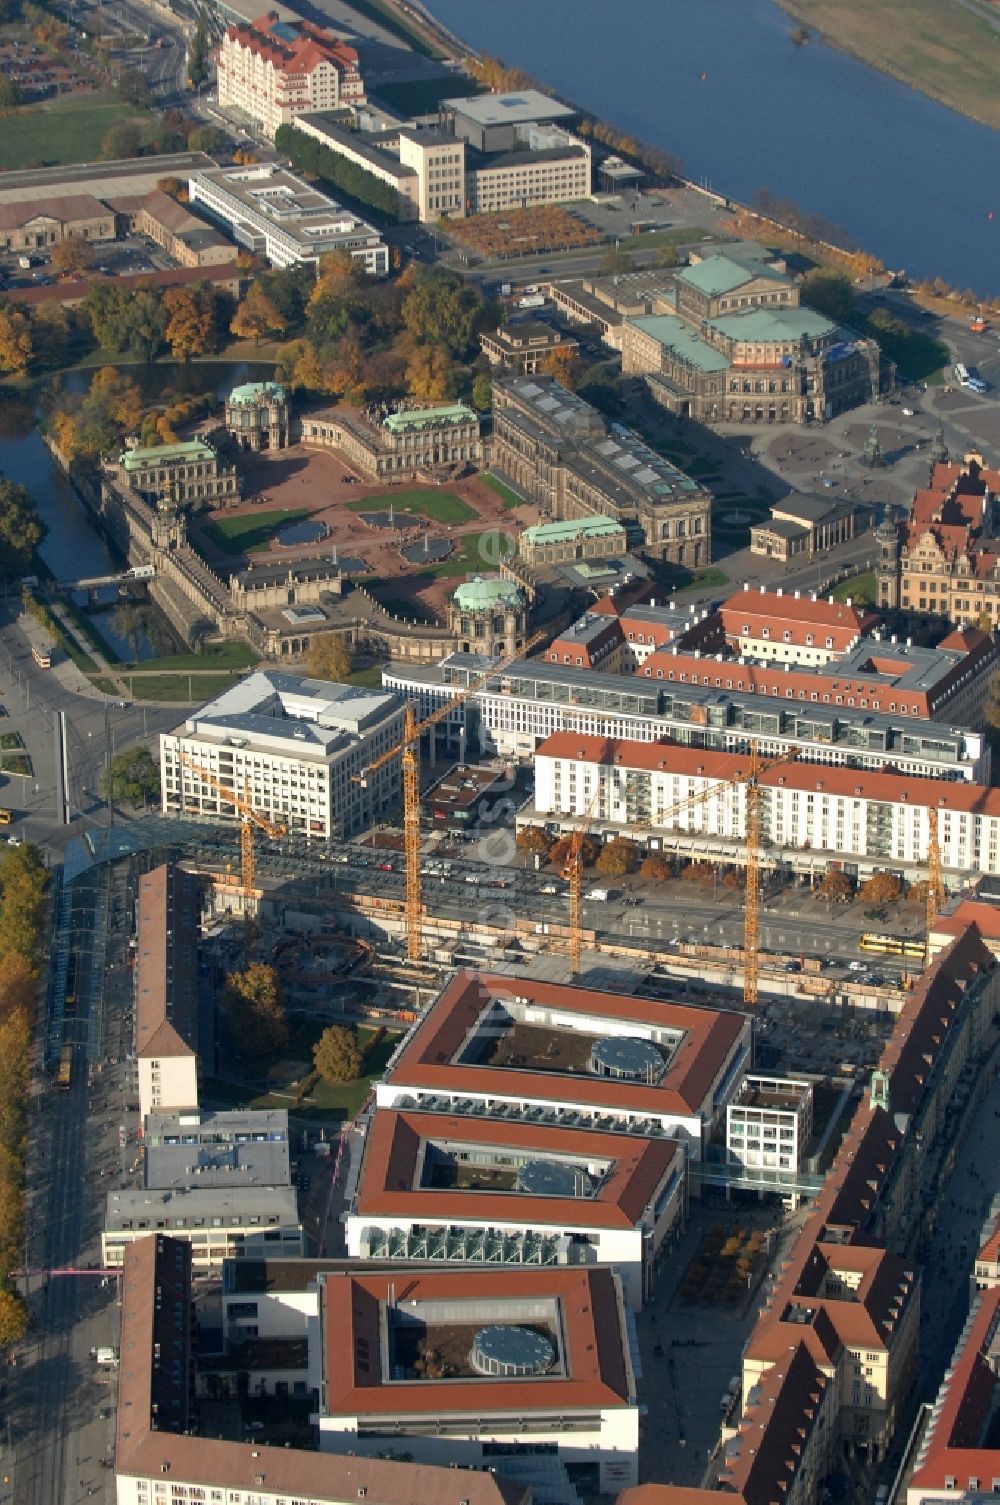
[[144, 1108, 291, 1191], [105, 1184, 300, 1230], [173, 671, 401, 756], [443, 89, 576, 127]]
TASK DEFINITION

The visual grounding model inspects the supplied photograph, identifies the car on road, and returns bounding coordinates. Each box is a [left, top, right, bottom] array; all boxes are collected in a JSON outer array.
[[6, 836, 22, 845], [848, 960, 865, 972]]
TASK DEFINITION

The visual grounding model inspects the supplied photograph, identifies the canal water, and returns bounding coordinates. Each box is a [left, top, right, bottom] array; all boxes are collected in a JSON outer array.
[[422, 0, 1000, 294], [0, 362, 274, 660]]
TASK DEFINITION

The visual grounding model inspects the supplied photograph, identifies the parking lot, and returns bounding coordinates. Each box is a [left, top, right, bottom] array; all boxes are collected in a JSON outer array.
[[0, 231, 178, 290]]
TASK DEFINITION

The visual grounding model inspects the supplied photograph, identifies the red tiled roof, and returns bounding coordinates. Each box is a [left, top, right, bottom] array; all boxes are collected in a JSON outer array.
[[321, 1266, 634, 1416], [534, 731, 1000, 816], [385, 968, 748, 1120], [934, 900, 1000, 943], [7, 261, 241, 308], [719, 588, 878, 649], [354, 1109, 680, 1228], [910, 1285, 1000, 1493]]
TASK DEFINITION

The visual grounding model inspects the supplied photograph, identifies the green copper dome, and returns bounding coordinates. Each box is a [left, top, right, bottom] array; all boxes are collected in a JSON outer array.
[[453, 575, 524, 612]]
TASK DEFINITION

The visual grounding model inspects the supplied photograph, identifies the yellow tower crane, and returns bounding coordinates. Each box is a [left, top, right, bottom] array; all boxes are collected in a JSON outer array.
[[358, 632, 545, 963], [560, 740, 797, 1001], [924, 803, 945, 966], [176, 750, 287, 954]]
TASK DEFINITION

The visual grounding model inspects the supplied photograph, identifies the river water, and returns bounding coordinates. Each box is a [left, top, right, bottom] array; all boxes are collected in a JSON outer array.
[[422, 0, 1000, 295], [0, 362, 274, 660]]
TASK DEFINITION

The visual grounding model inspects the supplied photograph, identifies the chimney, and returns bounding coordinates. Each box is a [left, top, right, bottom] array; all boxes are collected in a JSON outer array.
[[650, 597, 656, 608], [777, 587, 783, 597], [846, 596, 853, 607], [794, 589, 801, 599], [744, 581, 750, 591]]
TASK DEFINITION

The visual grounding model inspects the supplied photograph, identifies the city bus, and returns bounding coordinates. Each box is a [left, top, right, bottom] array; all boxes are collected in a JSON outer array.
[[860, 933, 925, 958], [0, 808, 12, 826], [56, 1043, 73, 1089], [31, 643, 51, 669]]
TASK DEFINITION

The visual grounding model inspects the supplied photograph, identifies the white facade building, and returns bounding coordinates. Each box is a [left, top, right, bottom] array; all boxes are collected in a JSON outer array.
[[466, 125, 591, 215], [529, 731, 1000, 885], [344, 1109, 686, 1307], [382, 653, 990, 784], [188, 164, 388, 272], [726, 1074, 814, 1174], [102, 1185, 303, 1270], [160, 672, 405, 840], [217, 15, 363, 139]]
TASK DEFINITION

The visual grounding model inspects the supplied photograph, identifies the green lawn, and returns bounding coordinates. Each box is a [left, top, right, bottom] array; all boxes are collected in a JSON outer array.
[[347, 664, 388, 688], [205, 1024, 401, 1125], [0, 95, 159, 170], [127, 673, 239, 702], [203, 509, 311, 555], [429, 529, 515, 578], [831, 572, 876, 604], [481, 473, 524, 511], [123, 642, 258, 673], [344, 489, 477, 525], [619, 225, 716, 251]]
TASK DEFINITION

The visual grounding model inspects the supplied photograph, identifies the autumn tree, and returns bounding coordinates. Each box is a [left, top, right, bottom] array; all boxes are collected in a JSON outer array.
[[401, 266, 482, 358], [52, 235, 92, 277], [799, 270, 857, 325], [305, 633, 350, 682], [549, 835, 598, 867], [471, 372, 492, 412], [906, 879, 931, 907], [0, 479, 43, 579], [222, 963, 287, 1056], [30, 301, 71, 366], [818, 869, 853, 904], [117, 66, 152, 107], [162, 284, 217, 361], [516, 826, 553, 855], [595, 838, 638, 877], [0, 843, 48, 961], [313, 1024, 362, 1084], [101, 746, 160, 805], [860, 872, 901, 906], [231, 285, 286, 346], [682, 861, 715, 887], [541, 347, 582, 390], [0, 1288, 27, 1349], [406, 342, 454, 401], [0, 304, 32, 377], [0, 76, 22, 109], [598, 246, 635, 277], [187, 124, 228, 155], [640, 854, 671, 881], [101, 121, 142, 160]]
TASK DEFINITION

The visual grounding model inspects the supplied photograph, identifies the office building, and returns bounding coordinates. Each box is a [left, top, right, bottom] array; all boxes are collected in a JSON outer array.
[[726, 1075, 814, 1175], [135, 865, 200, 1121], [188, 163, 387, 272], [464, 124, 591, 215], [217, 13, 363, 139], [160, 672, 406, 840], [104, 1107, 300, 1270], [346, 1109, 685, 1306], [382, 650, 990, 783], [491, 374, 712, 564], [441, 91, 578, 152], [114, 1237, 531, 1505], [313, 1266, 639, 1492], [375, 969, 750, 1159]]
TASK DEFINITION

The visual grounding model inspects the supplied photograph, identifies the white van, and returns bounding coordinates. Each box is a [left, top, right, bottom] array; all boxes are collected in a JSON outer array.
[[955, 362, 970, 385]]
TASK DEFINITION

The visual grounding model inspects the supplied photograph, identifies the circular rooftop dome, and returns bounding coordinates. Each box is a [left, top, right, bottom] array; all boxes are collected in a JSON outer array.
[[470, 1325, 555, 1378], [452, 575, 525, 613], [228, 380, 286, 405], [515, 1158, 592, 1198], [589, 1036, 663, 1082]]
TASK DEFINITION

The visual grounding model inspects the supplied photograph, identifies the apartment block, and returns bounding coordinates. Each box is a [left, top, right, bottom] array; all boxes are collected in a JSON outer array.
[[135, 865, 200, 1121], [217, 13, 363, 139]]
